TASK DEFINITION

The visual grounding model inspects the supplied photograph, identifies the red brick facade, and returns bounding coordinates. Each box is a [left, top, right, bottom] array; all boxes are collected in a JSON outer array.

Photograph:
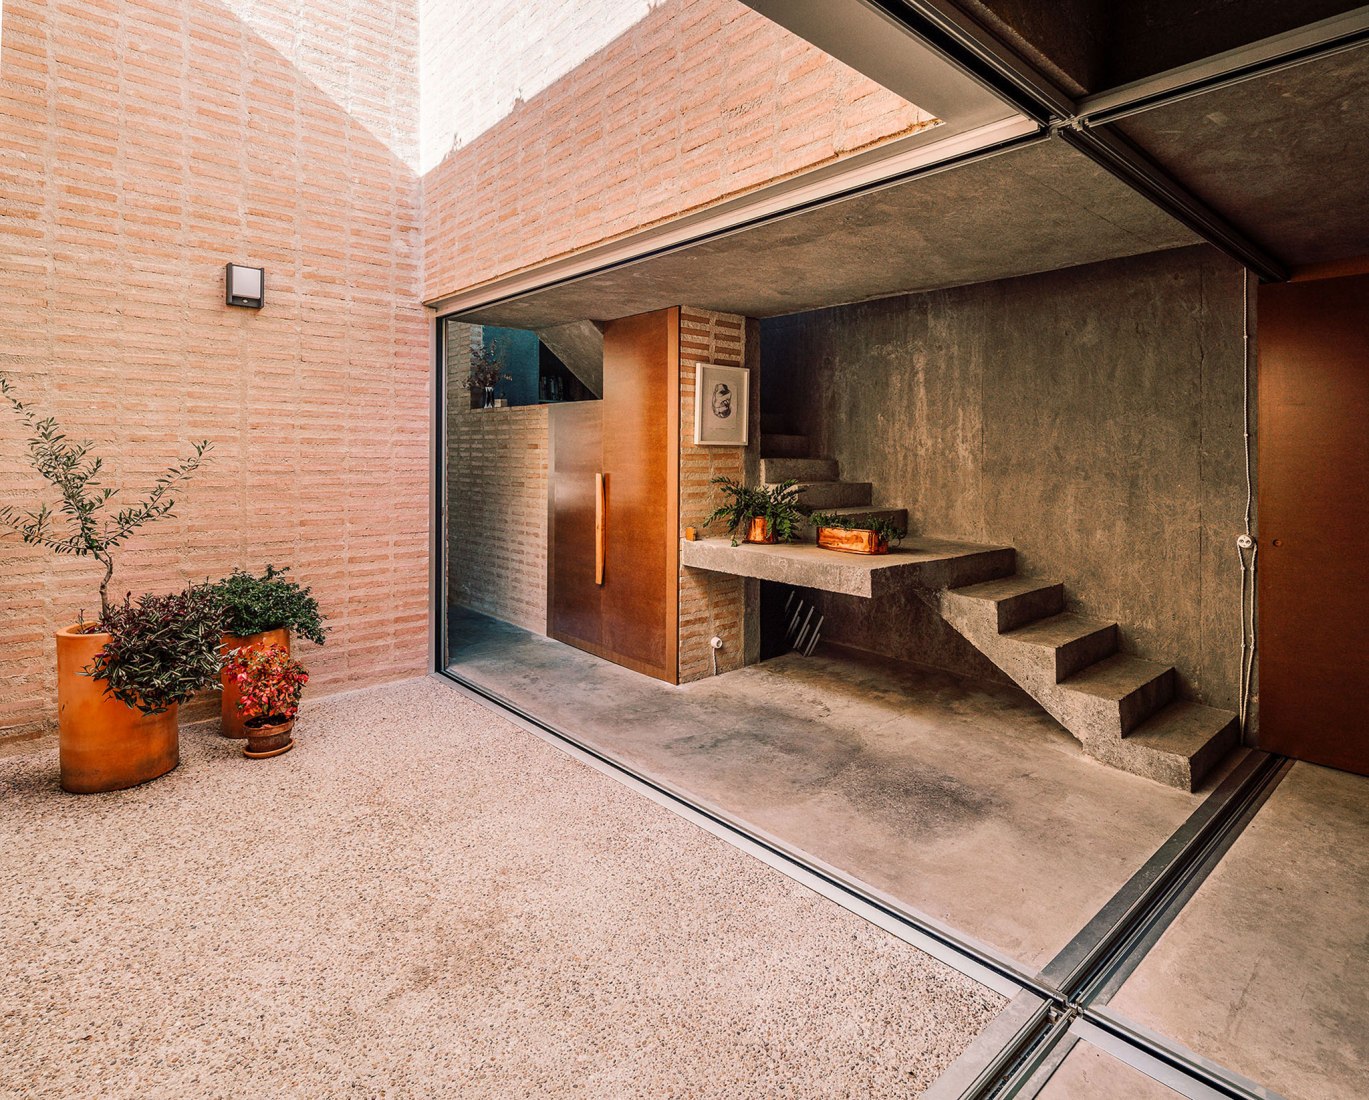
[[0, 0, 428, 736], [422, 0, 932, 302], [678, 308, 755, 683]]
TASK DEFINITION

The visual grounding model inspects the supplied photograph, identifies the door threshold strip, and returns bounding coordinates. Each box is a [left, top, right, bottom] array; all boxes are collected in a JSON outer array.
[[435, 669, 1037, 999], [927, 750, 1291, 1099]]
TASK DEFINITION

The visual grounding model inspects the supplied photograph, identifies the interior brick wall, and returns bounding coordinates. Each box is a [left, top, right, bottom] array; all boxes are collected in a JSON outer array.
[[0, 0, 428, 738], [678, 308, 757, 683], [445, 398, 550, 636], [422, 0, 935, 302]]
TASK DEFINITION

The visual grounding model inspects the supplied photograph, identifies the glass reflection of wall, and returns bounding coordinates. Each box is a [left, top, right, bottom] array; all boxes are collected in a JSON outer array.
[[446, 319, 597, 409]]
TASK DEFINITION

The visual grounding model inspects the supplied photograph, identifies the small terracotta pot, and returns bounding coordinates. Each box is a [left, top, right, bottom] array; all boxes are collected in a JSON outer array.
[[744, 517, 778, 544], [243, 717, 295, 759], [57, 624, 179, 794], [220, 628, 290, 738]]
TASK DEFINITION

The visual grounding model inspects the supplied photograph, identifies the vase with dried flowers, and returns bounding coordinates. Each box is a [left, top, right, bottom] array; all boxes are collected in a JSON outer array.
[[221, 643, 309, 759], [466, 345, 512, 409]]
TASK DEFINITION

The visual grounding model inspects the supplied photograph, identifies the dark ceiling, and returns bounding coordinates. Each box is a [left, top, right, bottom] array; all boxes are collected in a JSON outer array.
[[1112, 42, 1369, 266]]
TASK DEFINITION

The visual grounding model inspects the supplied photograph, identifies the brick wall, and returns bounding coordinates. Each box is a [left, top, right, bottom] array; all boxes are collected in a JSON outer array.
[[422, 0, 936, 301], [0, 0, 428, 737], [445, 392, 550, 634], [677, 308, 757, 683]]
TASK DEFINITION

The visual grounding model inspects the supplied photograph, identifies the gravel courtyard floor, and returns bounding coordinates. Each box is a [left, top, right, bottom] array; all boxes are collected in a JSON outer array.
[[1, 677, 1002, 1099]]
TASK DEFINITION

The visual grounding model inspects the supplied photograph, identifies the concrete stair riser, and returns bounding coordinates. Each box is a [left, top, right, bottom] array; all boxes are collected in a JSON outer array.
[[760, 434, 810, 458], [761, 457, 840, 483], [1061, 655, 1176, 737], [781, 480, 873, 510], [1004, 614, 1119, 682]]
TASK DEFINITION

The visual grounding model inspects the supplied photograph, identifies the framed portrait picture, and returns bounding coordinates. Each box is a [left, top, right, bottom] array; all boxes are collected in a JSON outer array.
[[693, 363, 749, 446]]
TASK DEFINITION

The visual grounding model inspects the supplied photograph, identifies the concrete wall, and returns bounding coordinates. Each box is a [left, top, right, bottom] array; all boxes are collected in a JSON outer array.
[[421, 0, 936, 302], [763, 246, 1251, 712], [0, 0, 428, 738]]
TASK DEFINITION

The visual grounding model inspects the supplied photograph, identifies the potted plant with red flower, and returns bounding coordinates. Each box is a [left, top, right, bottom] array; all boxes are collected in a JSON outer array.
[[221, 644, 308, 759]]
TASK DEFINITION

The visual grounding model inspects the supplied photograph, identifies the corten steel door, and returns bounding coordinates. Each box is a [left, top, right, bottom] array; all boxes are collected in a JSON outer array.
[[1258, 272, 1369, 774], [547, 307, 680, 682]]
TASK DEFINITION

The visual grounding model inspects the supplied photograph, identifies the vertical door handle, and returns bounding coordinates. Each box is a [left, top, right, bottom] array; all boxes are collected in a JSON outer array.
[[595, 472, 605, 585]]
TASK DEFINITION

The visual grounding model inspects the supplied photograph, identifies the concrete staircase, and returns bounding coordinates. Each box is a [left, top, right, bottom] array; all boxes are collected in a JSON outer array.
[[758, 417, 1237, 791], [933, 578, 1238, 790], [760, 422, 907, 539]]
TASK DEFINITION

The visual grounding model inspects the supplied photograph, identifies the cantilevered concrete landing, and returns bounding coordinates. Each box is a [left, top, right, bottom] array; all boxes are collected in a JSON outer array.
[[680, 536, 1014, 597]]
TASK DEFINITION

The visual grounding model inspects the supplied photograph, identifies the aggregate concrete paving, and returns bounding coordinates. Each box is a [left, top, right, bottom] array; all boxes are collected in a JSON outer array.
[[0, 677, 1002, 1099]]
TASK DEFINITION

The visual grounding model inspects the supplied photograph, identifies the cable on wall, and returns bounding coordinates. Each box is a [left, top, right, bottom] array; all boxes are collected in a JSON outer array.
[[1237, 271, 1258, 732]]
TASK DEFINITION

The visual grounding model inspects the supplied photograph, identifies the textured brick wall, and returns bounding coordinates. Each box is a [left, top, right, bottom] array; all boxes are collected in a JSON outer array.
[[678, 308, 756, 683], [0, 0, 427, 737], [422, 0, 935, 301], [445, 395, 549, 635]]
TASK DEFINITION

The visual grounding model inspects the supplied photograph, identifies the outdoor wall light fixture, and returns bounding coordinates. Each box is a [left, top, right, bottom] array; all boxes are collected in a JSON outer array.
[[225, 263, 264, 309]]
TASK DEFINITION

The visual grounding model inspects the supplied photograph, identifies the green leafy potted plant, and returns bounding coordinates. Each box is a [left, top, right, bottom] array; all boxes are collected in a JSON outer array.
[[809, 512, 907, 556], [63, 586, 225, 790], [221, 644, 309, 759], [0, 374, 214, 792], [209, 565, 326, 739], [702, 476, 806, 546]]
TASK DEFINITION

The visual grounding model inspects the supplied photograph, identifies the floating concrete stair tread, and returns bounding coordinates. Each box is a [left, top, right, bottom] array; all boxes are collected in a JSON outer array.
[[779, 480, 874, 509], [1003, 613, 1118, 681], [760, 457, 839, 482], [1088, 702, 1239, 791], [1060, 654, 1176, 734], [761, 434, 810, 458], [680, 536, 1015, 597], [947, 576, 1065, 632]]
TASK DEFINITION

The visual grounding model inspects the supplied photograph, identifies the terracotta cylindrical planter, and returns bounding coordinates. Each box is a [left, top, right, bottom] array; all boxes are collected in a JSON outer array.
[[57, 625, 179, 794], [744, 517, 778, 544], [243, 717, 295, 759], [220, 628, 290, 738]]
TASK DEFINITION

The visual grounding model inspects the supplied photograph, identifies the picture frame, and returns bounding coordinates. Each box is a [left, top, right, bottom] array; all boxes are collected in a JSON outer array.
[[693, 363, 750, 446]]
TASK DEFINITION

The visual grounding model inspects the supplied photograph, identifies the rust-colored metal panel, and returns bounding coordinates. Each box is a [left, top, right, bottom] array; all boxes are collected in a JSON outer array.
[[1258, 273, 1369, 774], [600, 307, 680, 683], [548, 401, 604, 651]]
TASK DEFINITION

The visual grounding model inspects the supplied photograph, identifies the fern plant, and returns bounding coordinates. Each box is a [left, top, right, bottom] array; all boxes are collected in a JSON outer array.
[[0, 375, 212, 620], [702, 476, 806, 545]]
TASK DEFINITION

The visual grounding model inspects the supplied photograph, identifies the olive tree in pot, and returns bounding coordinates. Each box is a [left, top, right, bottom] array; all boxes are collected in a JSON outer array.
[[209, 566, 326, 739], [221, 644, 309, 759], [0, 375, 214, 792]]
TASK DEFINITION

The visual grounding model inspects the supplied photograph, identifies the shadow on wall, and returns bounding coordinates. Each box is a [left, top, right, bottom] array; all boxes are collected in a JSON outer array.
[[0, 0, 427, 736], [760, 245, 1249, 713]]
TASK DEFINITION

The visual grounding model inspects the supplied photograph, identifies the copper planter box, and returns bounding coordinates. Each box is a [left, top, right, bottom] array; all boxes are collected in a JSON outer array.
[[817, 526, 889, 555]]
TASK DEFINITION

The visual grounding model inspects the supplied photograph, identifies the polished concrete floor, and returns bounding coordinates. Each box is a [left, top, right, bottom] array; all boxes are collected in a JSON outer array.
[[1108, 761, 1369, 1100], [448, 607, 1369, 1100], [447, 607, 1217, 972]]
